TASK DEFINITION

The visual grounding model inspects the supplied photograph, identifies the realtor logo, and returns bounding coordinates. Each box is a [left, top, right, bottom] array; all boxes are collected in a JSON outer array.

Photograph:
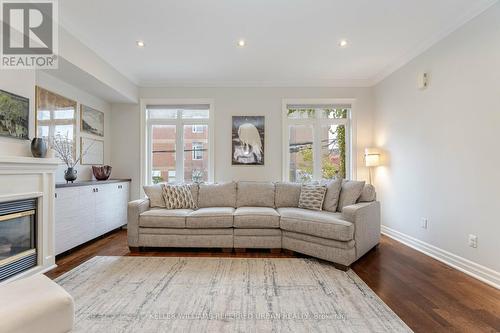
[[1, 0, 58, 68]]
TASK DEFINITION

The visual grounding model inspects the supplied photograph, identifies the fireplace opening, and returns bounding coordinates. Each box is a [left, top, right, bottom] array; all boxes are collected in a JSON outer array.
[[0, 198, 37, 281]]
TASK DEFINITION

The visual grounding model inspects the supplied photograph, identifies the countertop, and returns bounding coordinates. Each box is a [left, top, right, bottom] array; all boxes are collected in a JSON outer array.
[[55, 179, 131, 188]]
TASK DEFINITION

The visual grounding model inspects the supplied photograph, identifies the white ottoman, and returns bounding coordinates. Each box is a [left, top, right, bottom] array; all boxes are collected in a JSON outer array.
[[0, 274, 74, 333]]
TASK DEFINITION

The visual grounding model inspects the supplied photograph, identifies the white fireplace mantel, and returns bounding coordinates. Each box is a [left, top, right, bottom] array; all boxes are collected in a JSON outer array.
[[0, 156, 60, 284]]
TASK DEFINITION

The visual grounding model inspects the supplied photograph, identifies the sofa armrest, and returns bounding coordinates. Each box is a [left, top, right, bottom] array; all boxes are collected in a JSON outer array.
[[341, 201, 381, 259], [127, 199, 150, 247]]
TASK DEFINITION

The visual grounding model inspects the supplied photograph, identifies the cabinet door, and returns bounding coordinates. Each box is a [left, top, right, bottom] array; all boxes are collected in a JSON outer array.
[[115, 182, 129, 229], [94, 184, 114, 237], [55, 186, 96, 255], [55, 187, 80, 255], [78, 186, 97, 243]]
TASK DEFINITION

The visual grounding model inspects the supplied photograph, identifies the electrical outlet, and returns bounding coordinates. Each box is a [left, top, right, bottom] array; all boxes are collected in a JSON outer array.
[[421, 218, 428, 229], [468, 234, 478, 248]]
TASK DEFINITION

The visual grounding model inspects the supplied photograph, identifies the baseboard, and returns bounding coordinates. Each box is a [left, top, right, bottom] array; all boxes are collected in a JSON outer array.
[[381, 225, 500, 290]]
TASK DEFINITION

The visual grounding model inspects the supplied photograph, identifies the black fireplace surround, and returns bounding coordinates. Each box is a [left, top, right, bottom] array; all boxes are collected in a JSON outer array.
[[0, 198, 37, 281]]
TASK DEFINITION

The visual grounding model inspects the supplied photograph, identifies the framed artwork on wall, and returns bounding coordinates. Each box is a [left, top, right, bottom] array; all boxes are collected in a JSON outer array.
[[35, 86, 77, 156], [0, 89, 29, 140], [81, 104, 104, 137], [80, 137, 104, 165], [232, 116, 265, 165]]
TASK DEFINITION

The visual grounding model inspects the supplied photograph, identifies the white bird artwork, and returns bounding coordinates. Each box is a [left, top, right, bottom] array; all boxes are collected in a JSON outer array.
[[235, 122, 263, 163]]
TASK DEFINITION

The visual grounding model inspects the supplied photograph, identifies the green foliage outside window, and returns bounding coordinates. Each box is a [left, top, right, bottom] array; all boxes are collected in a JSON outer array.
[[287, 108, 348, 180]]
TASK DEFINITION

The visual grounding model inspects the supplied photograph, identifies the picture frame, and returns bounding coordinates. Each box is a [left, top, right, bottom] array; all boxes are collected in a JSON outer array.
[[232, 116, 265, 165], [80, 137, 104, 165], [35, 86, 77, 156], [0, 89, 30, 140], [80, 104, 104, 137]]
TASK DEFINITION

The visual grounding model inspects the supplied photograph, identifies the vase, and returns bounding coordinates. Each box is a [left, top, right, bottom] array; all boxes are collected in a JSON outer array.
[[92, 165, 112, 181], [64, 167, 78, 183], [30, 138, 47, 158]]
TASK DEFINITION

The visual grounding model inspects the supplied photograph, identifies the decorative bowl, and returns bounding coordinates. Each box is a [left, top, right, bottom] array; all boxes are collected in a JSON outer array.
[[92, 165, 112, 181]]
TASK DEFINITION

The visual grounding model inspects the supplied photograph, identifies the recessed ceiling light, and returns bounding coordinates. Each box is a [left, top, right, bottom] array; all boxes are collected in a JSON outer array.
[[338, 39, 349, 48], [136, 40, 145, 47], [237, 39, 246, 47]]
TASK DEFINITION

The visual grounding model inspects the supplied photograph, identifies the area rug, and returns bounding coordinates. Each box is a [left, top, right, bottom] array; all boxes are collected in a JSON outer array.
[[56, 256, 412, 332]]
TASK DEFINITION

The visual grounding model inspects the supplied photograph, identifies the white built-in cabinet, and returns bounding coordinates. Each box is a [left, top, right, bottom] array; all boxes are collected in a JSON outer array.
[[54, 180, 130, 255]]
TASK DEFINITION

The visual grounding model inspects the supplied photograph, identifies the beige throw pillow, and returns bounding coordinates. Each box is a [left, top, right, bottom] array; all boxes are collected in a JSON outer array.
[[162, 184, 197, 209], [298, 184, 327, 211], [358, 184, 376, 202], [337, 180, 366, 212], [143, 184, 166, 208], [322, 178, 343, 212]]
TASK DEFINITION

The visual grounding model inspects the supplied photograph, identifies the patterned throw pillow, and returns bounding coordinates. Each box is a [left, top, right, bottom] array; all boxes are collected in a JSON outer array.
[[162, 184, 197, 209], [298, 184, 327, 211]]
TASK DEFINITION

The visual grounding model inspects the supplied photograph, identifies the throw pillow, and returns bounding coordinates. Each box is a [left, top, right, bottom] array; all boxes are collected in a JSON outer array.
[[358, 184, 376, 202], [298, 184, 327, 211], [337, 180, 365, 212], [322, 178, 343, 212], [143, 184, 166, 208], [162, 184, 197, 209]]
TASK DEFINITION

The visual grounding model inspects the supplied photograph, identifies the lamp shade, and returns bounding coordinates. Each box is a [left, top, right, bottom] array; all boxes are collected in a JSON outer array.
[[364, 148, 380, 167]]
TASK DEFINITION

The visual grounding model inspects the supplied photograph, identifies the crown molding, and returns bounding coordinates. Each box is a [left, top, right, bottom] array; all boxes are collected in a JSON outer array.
[[137, 78, 373, 88], [371, 0, 499, 85]]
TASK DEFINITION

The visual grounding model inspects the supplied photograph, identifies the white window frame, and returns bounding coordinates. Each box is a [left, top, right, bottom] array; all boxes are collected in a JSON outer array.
[[281, 98, 356, 181], [141, 99, 215, 188], [191, 142, 203, 160]]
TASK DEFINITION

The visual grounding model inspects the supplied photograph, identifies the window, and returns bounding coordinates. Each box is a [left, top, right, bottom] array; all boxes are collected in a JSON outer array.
[[192, 125, 204, 133], [191, 142, 203, 160], [146, 104, 212, 184], [283, 101, 352, 182]]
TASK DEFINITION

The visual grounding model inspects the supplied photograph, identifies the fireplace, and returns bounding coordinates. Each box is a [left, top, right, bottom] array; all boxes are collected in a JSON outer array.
[[0, 198, 37, 281]]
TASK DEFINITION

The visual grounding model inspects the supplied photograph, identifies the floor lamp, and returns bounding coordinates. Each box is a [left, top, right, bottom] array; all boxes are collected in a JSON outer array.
[[364, 148, 380, 185]]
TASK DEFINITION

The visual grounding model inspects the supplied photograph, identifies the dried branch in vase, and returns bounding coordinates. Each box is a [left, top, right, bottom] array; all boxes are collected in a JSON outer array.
[[49, 133, 94, 168]]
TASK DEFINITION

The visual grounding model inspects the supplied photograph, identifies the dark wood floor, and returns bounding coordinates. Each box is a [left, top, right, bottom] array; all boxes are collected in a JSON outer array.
[[46, 229, 500, 333]]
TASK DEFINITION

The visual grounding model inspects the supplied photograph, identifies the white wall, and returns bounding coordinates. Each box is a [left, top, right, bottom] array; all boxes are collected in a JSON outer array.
[[373, 3, 500, 277], [111, 86, 374, 200], [36, 71, 112, 183]]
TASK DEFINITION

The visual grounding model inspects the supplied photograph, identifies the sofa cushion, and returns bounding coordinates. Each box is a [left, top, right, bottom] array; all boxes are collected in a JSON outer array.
[[282, 230, 355, 249], [358, 184, 376, 202], [277, 207, 354, 241], [198, 182, 237, 208], [186, 207, 235, 228], [233, 228, 282, 236], [236, 181, 275, 207], [337, 180, 365, 212], [275, 182, 301, 208], [143, 184, 165, 208], [162, 184, 197, 209], [234, 207, 280, 228], [187, 183, 199, 207], [322, 178, 342, 212], [139, 209, 192, 228], [298, 184, 327, 211]]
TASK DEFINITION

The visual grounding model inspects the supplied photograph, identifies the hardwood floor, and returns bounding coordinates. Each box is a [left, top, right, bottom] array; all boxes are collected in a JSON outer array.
[[46, 229, 500, 333]]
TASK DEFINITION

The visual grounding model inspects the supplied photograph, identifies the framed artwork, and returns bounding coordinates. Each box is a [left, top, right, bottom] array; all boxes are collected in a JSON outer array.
[[80, 137, 104, 165], [35, 86, 77, 155], [81, 104, 104, 137], [0, 89, 29, 140], [232, 116, 265, 165]]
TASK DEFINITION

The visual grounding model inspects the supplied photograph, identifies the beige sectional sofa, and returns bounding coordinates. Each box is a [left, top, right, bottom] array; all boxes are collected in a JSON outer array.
[[128, 181, 380, 269]]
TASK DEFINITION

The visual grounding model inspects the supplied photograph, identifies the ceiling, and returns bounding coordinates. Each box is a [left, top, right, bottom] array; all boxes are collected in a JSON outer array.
[[59, 0, 497, 87]]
